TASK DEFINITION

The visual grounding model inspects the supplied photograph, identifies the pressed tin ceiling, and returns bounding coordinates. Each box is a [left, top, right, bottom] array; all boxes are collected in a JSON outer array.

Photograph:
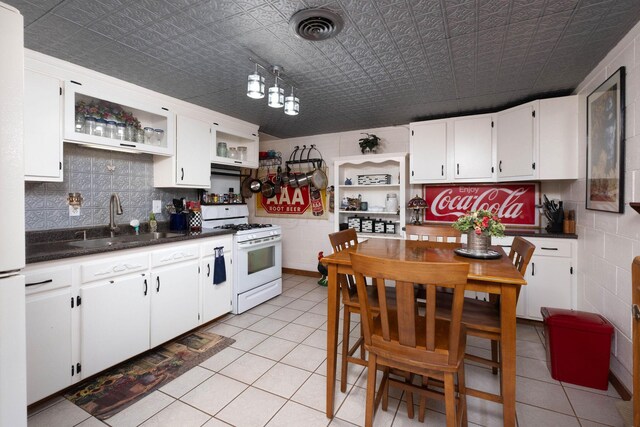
[[7, 0, 640, 138]]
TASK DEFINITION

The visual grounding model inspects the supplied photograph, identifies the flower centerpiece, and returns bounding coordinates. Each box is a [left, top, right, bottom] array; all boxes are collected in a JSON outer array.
[[452, 209, 505, 254]]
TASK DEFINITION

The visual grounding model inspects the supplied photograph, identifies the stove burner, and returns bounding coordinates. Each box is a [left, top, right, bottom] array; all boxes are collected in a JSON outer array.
[[213, 223, 274, 231]]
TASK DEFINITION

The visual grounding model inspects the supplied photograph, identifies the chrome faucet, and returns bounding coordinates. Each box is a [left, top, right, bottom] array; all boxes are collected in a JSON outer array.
[[109, 193, 123, 237]]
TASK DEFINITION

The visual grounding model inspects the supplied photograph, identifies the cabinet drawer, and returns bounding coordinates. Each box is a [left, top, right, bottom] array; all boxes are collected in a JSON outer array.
[[81, 253, 148, 283], [151, 244, 199, 267], [201, 237, 233, 257], [25, 265, 71, 294], [527, 238, 572, 257]]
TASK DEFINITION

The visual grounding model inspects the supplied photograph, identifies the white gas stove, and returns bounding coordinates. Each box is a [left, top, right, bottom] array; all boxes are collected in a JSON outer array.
[[201, 205, 282, 314]]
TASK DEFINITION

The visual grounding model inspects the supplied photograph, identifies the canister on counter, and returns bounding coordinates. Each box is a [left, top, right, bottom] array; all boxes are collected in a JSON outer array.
[[347, 215, 361, 232]]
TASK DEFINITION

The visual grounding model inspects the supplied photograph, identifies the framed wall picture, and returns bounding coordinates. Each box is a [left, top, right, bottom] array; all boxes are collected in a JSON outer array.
[[586, 66, 625, 213]]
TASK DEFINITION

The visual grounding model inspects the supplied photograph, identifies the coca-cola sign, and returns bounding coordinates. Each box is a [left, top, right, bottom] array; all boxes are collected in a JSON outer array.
[[424, 183, 539, 225]]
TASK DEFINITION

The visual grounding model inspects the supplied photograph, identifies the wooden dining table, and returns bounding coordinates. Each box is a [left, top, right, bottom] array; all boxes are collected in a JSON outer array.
[[321, 238, 527, 427]]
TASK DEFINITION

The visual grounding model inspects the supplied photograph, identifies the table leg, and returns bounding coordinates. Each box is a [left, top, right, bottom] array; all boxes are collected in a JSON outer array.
[[500, 286, 517, 427], [326, 263, 340, 418]]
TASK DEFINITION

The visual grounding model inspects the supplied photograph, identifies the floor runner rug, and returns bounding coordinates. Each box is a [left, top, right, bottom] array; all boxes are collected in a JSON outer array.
[[65, 330, 234, 420]]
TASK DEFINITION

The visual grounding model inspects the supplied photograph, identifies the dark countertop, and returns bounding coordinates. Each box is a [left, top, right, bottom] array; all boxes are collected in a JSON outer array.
[[26, 225, 235, 264], [503, 228, 578, 239]]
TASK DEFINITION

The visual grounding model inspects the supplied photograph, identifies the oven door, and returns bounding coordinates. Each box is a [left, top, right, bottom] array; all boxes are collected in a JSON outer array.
[[235, 235, 282, 294]]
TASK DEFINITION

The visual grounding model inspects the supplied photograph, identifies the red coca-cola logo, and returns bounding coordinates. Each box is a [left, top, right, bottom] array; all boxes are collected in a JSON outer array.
[[424, 184, 538, 225]]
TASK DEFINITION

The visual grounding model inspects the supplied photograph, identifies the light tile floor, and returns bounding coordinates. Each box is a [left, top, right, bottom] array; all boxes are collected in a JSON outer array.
[[28, 273, 627, 427]]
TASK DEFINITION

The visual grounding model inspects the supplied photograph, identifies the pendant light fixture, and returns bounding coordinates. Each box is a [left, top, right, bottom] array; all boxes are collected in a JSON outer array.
[[246, 63, 265, 99], [268, 65, 284, 108], [246, 60, 299, 116], [284, 85, 300, 115]]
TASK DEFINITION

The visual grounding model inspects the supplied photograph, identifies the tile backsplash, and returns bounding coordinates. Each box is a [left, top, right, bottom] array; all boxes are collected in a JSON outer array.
[[25, 144, 197, 231]]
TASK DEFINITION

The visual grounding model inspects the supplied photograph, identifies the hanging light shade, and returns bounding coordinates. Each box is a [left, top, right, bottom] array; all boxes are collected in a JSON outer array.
[[268, 75, 284, 108], [247, 64, 265, 99], [284, 86, 299, 116]]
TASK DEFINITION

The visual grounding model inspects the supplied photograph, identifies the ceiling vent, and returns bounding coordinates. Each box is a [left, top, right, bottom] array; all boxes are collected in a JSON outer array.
[[289, 8, 344, 41]]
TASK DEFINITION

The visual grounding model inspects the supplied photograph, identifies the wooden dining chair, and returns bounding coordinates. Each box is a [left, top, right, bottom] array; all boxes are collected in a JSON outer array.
[[437, 236, 535, 402], [328, 228, 380, 393], [405, 224, 462, 242], [350, 252, 469, 427]]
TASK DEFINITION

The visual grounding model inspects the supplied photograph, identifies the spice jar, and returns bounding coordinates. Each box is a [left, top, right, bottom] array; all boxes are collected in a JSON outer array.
[[106, 120, 117, 139], [154, 129, 164, 146], [116, 123, 126, 140], [84, 116, 96, 135], [144, 127, 154, 144], [94, 118, 106, 137]]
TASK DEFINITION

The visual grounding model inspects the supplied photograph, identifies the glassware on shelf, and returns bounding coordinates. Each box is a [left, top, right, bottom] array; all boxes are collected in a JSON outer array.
[[124, 124, 135, 142], [75, 113, 85, 133], [217, 142, 227, 158], [106, 121, 117, 139], [116, 123, 126, 140], [94, 118, 106, 137], [154, 129, 164, 146], [238, 146, 247, 161], [84, 116, 96, 135], [228, 147, 238, 160], [136, 128, 145, 144], [144, 127, 154, 144]]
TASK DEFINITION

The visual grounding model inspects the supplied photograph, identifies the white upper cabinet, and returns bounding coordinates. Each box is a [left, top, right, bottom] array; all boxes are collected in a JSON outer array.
[[211, 119, 259, 169], [24, 69, 63, 182], [538, 96, 578, 180], [63, 80, 175, 156], [410, 95, 578, 184], [410, 120, 447, 183], [154, 114, 212, 188], [452, 114, 494, 181], [496, 101, 537, 181]]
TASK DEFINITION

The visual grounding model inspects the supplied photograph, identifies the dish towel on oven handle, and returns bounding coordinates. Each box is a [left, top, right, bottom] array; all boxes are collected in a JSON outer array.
[[213, 247, 226, 284]]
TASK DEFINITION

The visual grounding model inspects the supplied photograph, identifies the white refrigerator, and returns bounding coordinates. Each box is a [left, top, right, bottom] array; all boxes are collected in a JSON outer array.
[[0, 2, 27, 426]]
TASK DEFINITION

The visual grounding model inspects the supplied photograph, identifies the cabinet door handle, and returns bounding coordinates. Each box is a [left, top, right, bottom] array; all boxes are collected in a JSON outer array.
[[181, 168, 184, 180], [531, 262, 535, 276], [456, 163, 459, 175], [156, 276, 160, 292], [499, 160, 502, 172], [143, 279, 148, 296], [540, 247, 558, 251], [207, 263, 211, 277], [26, 279, 53, 287], [441, 165, 444, 176]]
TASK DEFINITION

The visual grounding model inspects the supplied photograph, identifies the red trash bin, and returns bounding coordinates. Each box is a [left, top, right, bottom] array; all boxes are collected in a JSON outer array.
[[541, 307, 614, 390]]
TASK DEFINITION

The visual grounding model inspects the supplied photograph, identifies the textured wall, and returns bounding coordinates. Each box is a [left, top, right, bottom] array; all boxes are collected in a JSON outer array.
[[24, 144, 196, 231], [560, 19, 640, 391]]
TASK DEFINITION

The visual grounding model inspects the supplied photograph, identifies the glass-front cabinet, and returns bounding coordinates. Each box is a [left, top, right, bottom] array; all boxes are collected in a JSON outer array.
[[211, 121, 259, 168], [63, 80, 175, 156], [334, 153, 409, 239]]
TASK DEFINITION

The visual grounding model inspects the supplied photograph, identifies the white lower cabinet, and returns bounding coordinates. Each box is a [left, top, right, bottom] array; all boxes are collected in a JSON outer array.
[[25, 266, 73, 405], [80, 273, 150, 378], [150, 261, 200, 347], [24, 236, 234, 402], [522, 239, 575, 321], [200, 238, 233, 324], [149, 243, 200, 347], [490, 236, 576, 321]]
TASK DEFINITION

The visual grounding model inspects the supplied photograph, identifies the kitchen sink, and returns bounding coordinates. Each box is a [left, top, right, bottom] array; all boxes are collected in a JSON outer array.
[[68, 232, 185, 248]]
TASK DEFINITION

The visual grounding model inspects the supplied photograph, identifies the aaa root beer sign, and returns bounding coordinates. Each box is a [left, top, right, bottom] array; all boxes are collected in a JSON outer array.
[[423, 183, 539, 226], [255, 176, 328, 220]]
